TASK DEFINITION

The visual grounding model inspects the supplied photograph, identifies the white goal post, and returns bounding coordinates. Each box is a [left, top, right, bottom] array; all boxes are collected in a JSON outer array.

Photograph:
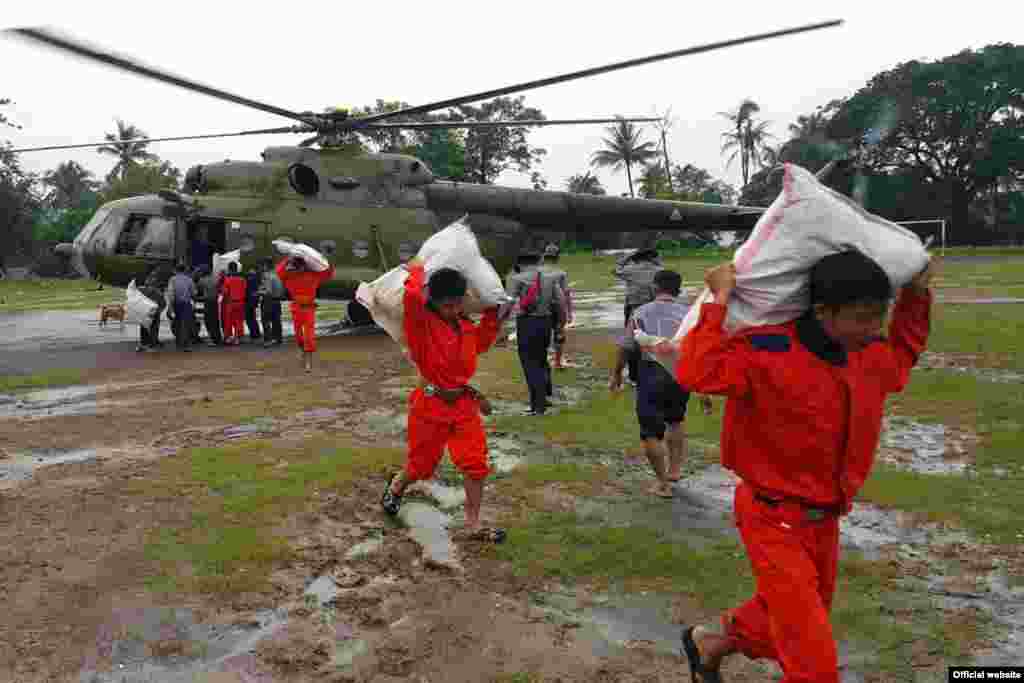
[[896, 219, 947, 255]]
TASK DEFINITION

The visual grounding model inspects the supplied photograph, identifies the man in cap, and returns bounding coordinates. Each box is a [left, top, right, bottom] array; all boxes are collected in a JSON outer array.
[[165, 262, 197, 352], [507, 251, 567, 415], [614, 248, 663, 384]]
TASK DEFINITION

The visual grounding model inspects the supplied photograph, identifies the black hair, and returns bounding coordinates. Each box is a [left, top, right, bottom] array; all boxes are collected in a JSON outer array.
[[427, 268, 467, 302], [809, 250, 892, 309], [517, 252, 542, 266], [653, 269, 682, 297], [176, 262, 186, 273], [228, 262, 239, 274]]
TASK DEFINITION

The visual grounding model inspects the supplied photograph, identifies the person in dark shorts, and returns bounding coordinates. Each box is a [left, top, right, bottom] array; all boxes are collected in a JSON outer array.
[[610, 269, 693, 498]]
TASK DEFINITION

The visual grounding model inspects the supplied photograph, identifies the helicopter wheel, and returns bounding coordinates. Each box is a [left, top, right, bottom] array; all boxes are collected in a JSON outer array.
[[347, 300, 374, 327]]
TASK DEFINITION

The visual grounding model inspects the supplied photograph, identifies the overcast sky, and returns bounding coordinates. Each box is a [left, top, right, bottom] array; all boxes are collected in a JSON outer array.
[[1, 1, 1018, 199]]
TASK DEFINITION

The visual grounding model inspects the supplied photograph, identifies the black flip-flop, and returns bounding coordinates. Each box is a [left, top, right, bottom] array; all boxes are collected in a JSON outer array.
[[381, 473, 403, 516], [681, 626, 723, 683]]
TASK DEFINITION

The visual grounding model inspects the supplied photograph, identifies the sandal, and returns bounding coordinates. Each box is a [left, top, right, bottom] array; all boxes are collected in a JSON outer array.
[[381, 473, 403, 516], [455, 527, 507, 544], [681, 626, 723, 683]]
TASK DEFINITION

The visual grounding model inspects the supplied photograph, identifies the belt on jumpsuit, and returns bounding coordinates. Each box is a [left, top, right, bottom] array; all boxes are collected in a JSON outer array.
[[753, 492, 839, 522], [419, 382, 492, 415]]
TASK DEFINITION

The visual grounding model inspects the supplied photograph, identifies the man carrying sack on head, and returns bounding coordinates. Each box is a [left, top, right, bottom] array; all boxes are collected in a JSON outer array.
[[276, 253, 335, 373], [380, 257, 505, 544]]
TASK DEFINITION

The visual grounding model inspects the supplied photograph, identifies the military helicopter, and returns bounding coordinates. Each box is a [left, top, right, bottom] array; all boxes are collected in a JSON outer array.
[[5, 20, 841, 325]]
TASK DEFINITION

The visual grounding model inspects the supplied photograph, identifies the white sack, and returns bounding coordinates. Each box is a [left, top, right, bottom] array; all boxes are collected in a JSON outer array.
[[355, 216, 511, 349], [124, 279, 158, 326], [669, 163, 930, 346], [416, 216, 512, 307], [273, 240, 329, 271], [212, 250, 241, 277], [634, 329, 679, 375]]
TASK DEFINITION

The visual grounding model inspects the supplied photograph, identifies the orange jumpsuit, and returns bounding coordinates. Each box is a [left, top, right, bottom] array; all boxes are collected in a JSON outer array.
[[221, 275, 247, 341], [276, 259, 335, 352], [676, 289, 931, 683], [402, 263, 500, 482]]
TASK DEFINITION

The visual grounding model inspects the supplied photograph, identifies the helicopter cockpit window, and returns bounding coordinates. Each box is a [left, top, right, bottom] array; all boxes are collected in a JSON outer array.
[[91, 212, 126, 254], [116, 215, 174, 258], [287, 164, 319, 197], [352, 240, 370, 260]]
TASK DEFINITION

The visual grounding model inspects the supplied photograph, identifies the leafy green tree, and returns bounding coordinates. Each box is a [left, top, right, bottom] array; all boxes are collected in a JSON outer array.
[[720, 99, 773, 187], [565, 171, 606, 195], [96, 119, 157, 182], [590, 117, 659, 197], [1, 99, 39, 270], [445, 96, 547, 184], [41, 160, 98, 209], [99, 158, 181, 203], [826, 43, 1024, 233], [412, 129, 467, 180]]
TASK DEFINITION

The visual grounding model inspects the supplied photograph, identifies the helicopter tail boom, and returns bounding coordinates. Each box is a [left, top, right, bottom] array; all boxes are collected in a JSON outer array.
[[422, 182, 763, 233]]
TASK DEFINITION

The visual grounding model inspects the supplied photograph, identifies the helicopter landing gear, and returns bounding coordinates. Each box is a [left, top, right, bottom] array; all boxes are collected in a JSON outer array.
[[347, 300, 374, 327]]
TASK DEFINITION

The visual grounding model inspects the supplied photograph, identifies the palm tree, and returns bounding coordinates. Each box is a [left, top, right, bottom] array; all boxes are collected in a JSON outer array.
[[41, 161, 98, 209], [565, 171, 605, 195], [589, 118, 659, 198], [96, 119, 156, 182], [719, 99, 773, 186]]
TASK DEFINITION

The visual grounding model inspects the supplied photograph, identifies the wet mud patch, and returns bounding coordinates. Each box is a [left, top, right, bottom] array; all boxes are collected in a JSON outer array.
[[0, 447, 100, 489], [878, 416, 979, 475], [0, 384, 97, 419]]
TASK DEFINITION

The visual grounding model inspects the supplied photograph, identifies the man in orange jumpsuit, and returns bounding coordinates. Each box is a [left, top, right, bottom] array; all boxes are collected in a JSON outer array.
[[380, 258, 504, 543], [276, 255, 335, 372], [220, 262, 247, 345], [664, 250, 934, 683]]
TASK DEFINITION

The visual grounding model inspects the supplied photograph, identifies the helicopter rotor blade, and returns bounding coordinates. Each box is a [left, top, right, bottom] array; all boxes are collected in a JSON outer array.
[[361, 117, 661, 130], [6, 126, 309, 154], [345, 20, 842, 127], [4, 27, 318, 126]]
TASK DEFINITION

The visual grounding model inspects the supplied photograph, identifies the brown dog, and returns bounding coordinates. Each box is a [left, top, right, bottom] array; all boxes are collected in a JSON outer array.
[[99, 303, 126, 327]]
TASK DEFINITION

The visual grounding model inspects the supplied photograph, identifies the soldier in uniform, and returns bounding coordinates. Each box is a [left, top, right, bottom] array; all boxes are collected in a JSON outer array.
[[507, 251, 567, 415], [614, 248, 663, 385], [194, 265, 223, 345]]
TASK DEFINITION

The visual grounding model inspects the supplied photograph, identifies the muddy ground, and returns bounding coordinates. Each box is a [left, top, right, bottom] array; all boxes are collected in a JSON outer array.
[[1, 278, 1023, 682]]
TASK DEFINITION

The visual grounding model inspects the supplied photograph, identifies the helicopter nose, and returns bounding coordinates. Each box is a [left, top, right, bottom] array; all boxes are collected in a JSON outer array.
[[54, 243, 73, 257]]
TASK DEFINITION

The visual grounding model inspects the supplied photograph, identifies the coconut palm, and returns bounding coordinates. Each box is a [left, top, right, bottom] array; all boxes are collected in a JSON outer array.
[[565, 171, 606, 195], [720, 99, 774, 186], [41, 160, 98, 209], [589, 118, 659, 198], [96, 119, 156, 182]]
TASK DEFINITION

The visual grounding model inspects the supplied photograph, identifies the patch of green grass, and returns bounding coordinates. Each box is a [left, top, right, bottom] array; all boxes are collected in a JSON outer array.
[[141, 437, 404, 597], [319, 349, 380, 363], [0, 368, 85, 393], [0, 278, 125, 313], [493, 674, 540, 683], [927, 304, 1024, 368]]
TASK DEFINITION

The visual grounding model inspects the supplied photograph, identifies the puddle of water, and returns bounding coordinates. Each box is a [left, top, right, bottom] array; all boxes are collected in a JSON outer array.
[[880, 417, 968, 475], [0, 448, 99, 488], [294, 407, 342, 421], [407, 479, 466, 509], [304, 575, 340, 606], [398, 501, 459, 570], [222, 417, 276, 440], [79, 606, 289, 683], [0, 385, 98, 419]]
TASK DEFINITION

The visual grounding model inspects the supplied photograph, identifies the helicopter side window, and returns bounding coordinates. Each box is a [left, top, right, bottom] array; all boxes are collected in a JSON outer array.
[[115, 216, 148, 255]]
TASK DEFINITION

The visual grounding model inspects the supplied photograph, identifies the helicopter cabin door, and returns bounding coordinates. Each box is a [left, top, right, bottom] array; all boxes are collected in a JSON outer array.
[[225, 219, 270, 270]]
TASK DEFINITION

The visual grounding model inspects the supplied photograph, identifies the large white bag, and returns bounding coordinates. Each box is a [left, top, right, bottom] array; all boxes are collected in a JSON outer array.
[[670, 163, 930, 345], [212, 249, 241, 277], [355, 216, 510, 348], [124, 279, 158, 326], [273, 240, 329, 271]]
